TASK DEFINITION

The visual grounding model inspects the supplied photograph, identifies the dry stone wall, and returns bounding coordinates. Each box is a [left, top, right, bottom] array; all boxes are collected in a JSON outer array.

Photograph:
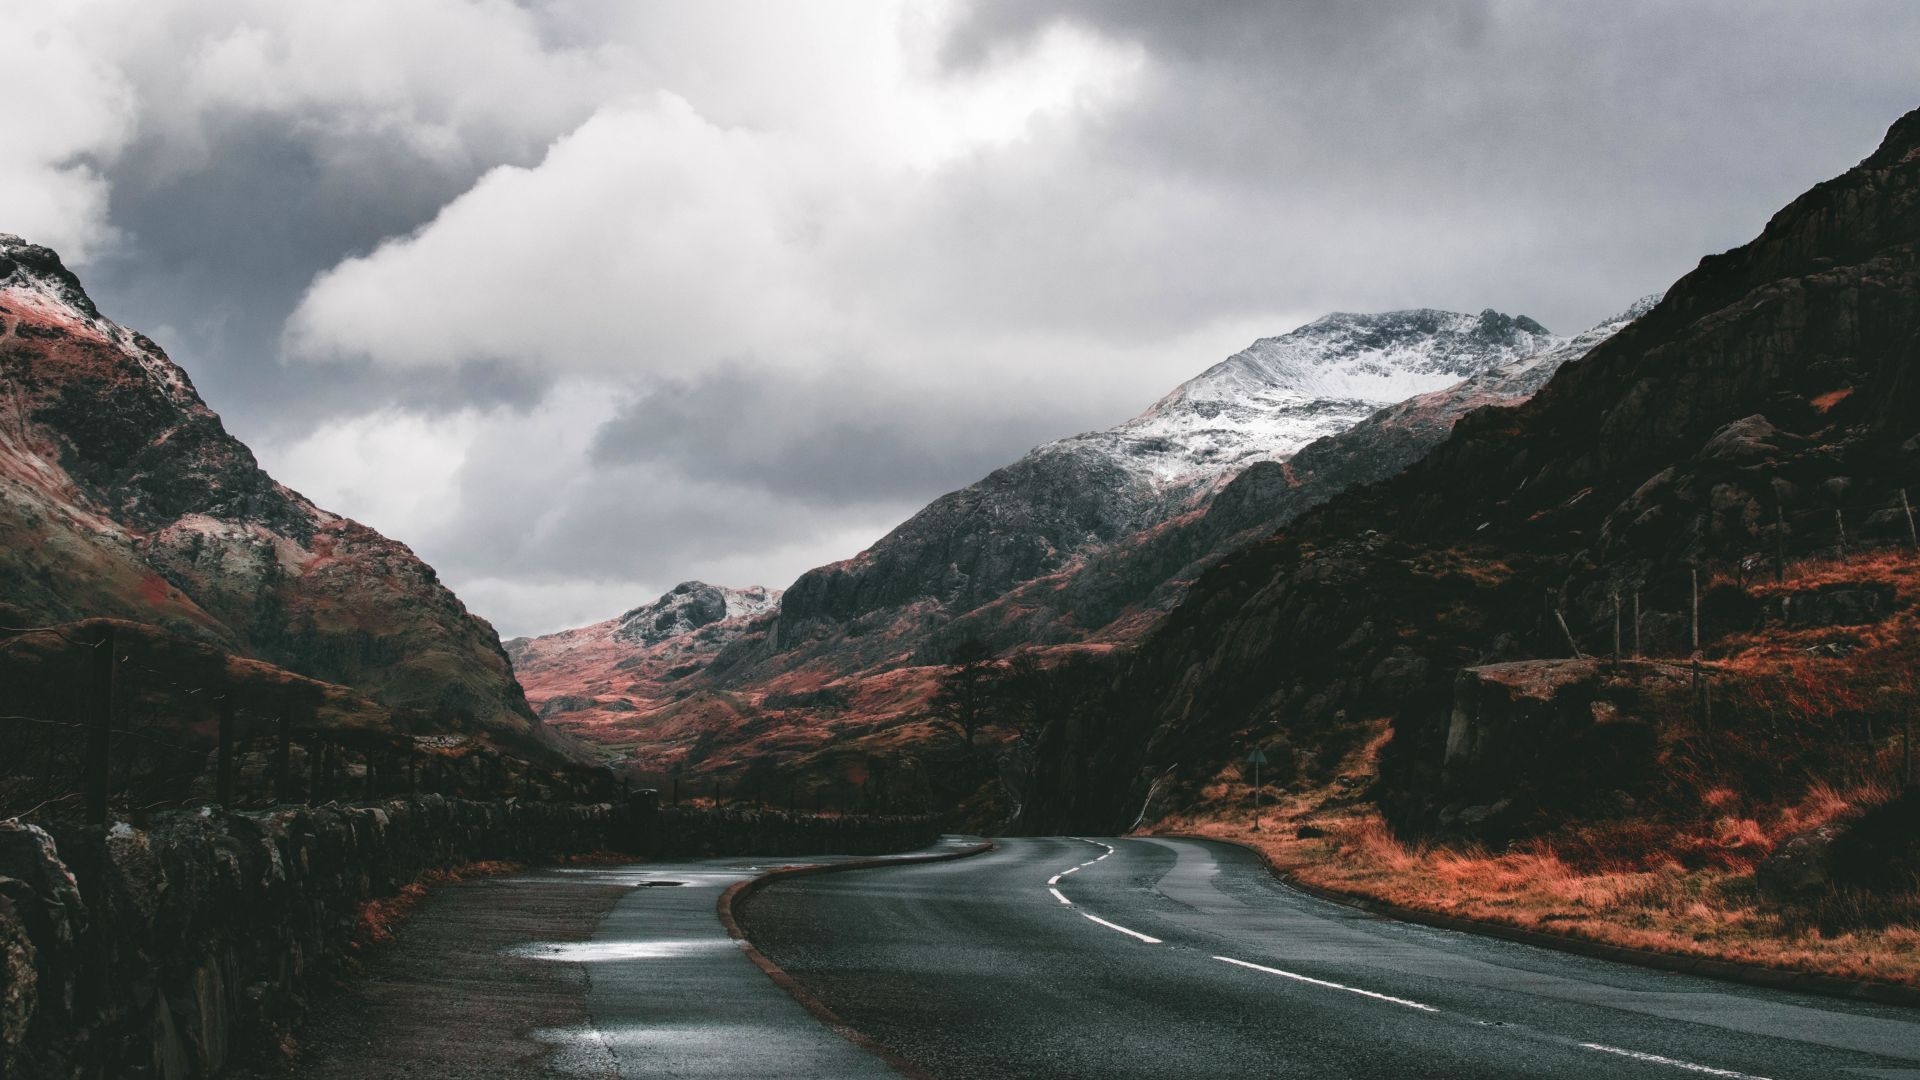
[[0, 797, 937, 1078]]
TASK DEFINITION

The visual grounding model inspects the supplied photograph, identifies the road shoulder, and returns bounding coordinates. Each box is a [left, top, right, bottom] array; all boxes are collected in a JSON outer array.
[[1173, 832, 1920, 1010]]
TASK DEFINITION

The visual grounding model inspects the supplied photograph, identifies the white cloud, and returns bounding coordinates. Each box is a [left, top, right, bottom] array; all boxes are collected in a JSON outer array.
[[456, 575, 656, 640], [283, 6, 1146, 382], [267, 407, 483, 547], [0, 4, 140, 261], [285, 95, 832, 377], [108, 0, 619, 175]]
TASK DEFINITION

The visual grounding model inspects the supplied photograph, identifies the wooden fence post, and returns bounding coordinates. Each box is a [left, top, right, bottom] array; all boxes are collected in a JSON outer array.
[[1693, 658, 1708, 730], [1632, 591, 1642, 658], [85, 625, 116, 827], [1774, 501, 1789, 582], [216, 694, 235, 808], [1690, 567, 1701, 655], [1611, 592, 1621, 670], [1552, 593, 1584, 659]]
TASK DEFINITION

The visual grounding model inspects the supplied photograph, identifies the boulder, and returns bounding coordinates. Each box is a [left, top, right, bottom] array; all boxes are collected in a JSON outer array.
[[1757, 824, 1841, 898]]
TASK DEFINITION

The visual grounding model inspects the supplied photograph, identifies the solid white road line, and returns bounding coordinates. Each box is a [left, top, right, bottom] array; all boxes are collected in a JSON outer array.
[[1213, 955, 1439, 1013], [1081, 912, 1162, 944], [1577, 1043, 1777, 1079]]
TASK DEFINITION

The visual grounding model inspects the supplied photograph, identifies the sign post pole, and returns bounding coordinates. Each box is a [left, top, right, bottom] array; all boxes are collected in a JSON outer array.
[[1245, 747, 1268, 832]]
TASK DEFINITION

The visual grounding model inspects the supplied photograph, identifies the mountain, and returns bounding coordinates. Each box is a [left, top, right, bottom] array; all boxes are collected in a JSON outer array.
[[611, 581, 780, 647], [518, 305, 1640, 783], [1017, 106, 1920, 835], [0, 235, 570, 761], [749, 309, 1558, 667], [937, 296, 1662, 653], [505, 582, 779, 737]]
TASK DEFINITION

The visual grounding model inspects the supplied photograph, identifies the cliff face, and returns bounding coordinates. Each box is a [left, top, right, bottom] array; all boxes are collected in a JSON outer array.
[[0, 236, 565, 759], [1023, 108, 1920, 834]]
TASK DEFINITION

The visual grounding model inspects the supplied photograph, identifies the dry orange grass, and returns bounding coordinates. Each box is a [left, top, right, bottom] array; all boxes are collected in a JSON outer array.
[[353, 860, 525, 948], [1149, 715, 1920, 987]]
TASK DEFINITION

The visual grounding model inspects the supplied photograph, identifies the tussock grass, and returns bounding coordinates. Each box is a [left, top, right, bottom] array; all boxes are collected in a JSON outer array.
[[1157, 769, 1920, 985]]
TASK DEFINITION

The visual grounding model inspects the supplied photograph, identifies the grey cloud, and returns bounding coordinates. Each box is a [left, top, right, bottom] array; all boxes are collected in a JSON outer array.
[[589, 367, 1092, 506], [927, 0, 1920, 335], [84, 101, 580, 442]]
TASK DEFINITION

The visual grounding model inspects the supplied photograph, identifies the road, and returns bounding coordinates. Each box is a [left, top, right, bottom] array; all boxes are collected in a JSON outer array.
[[738, 836, 1920, 1080], [271, 841, 981, 1079]]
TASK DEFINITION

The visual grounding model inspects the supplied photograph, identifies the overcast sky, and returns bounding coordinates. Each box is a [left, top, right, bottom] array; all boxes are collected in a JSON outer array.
[[8, 1, 1916, 637]]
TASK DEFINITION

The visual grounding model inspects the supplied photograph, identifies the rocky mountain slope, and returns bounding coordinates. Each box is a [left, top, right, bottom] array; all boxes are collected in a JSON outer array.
[[939, 296, 1662, 653], [1018, 106, 1920, 837], [611, 581, 779, 647], [519, 306, 1647, 784], [0, 235, 571, 761], [765, 309, 1558, 657], [505, 582, 779, 736]]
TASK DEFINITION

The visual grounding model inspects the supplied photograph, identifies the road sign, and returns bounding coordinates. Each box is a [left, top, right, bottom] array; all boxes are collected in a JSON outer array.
[[1246, 748, 1268, 766]]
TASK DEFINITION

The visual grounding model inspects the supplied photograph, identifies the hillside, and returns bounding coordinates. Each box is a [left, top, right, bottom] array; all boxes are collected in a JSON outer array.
[[0, 235, 575, 763], [759, 308, 1558, 663], [505, 581, 779, 745], [1031, 105, 1920, 832], [519, 307, 1611, 780], [1001, 106, 1920, 982]]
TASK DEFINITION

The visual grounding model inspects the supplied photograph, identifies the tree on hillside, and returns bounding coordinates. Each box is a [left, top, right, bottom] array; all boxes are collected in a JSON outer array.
[[927, 636, 999, 750], [1001, 648, 1110, 747]]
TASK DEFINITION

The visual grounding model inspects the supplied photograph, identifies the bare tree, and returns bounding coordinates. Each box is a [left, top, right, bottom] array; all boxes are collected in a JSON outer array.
[[1000, 649, 1110, 747], [926, 636, 998, 749]]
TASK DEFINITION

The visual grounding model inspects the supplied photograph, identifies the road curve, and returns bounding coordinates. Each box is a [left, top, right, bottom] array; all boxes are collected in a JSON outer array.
[[737, 836, 1920, 1080]]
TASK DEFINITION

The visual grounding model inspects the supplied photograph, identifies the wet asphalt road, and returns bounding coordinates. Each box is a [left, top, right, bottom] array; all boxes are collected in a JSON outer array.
[[270, 841, 980, 1079], [738, 836, 1920, 1080]]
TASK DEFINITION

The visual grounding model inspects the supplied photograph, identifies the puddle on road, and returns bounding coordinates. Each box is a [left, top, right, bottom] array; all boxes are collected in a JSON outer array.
[[505, 939, 738, 963]]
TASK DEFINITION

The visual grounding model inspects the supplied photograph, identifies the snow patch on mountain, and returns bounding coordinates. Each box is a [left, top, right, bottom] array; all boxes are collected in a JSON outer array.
[[1043, 308, 1560, 492], [612, 581, 781, 647], [0, 234, 199, 407]]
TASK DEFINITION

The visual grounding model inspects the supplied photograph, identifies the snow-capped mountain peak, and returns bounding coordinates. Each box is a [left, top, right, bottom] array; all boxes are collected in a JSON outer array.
[[1, 234, 200, 408], [1070, 307, 1561, 491], [612, 581, 781, 647]]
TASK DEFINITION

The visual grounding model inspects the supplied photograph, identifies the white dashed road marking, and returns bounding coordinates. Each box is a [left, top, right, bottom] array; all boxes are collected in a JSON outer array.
[[1046, 840, 1160, 942], [1213, 955, 1439, 1012], [1081, 912, 1162, 944], [1577, 1043, 1777, 1079]]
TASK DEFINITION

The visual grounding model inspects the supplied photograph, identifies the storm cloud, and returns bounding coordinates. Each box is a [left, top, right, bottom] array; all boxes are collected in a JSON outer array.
[[9, 1, 1915, 635]]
